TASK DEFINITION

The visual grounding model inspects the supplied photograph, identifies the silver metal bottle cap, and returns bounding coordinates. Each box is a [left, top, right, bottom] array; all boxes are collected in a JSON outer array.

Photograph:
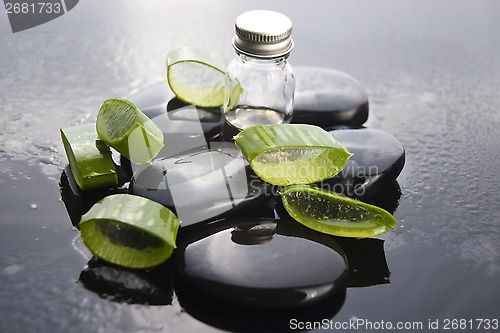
[[232, 10, 294, 59]]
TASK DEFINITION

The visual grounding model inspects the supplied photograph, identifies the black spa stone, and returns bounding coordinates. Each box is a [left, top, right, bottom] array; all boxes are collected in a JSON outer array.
[[334, 128, 404, 174], [176, 218, 348, 309], [59, 166, 126, 228], [127, 80, 175, 114], [320, 128, 405, 199], [292, 66, 369, 129], [127, 81, 223, 144], [130, 142, 273, 226]]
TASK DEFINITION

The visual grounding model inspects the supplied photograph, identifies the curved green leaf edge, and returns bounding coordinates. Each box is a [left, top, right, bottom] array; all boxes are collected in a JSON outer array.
[[281, 184, 398, 238], [79, 194, 180, 269]]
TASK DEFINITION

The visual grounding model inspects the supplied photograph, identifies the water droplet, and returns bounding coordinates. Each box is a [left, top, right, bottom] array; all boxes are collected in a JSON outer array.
[[3, 264, 22, 276]]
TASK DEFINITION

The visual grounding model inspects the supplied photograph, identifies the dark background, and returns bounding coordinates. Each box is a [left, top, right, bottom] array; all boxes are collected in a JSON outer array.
[[1, 0, 499, 332]]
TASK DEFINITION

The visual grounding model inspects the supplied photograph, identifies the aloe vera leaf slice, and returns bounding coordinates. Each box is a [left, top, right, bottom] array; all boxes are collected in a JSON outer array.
[[281, 185, 398, 238], [234, 124, 352, 186], [96, 98, 164, 164], [60, 123, 118, 191], [166, 47, 226, 107], [79, 194, 180, 269]]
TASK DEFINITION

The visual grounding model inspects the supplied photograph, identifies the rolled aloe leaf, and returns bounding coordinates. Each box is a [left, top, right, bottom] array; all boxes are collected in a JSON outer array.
[[79, 194, 180, 269], [281, 185, 398, 238], [234, 124, 352, 186], [60, 123, 118, 191], [96, 98, 164, 164]]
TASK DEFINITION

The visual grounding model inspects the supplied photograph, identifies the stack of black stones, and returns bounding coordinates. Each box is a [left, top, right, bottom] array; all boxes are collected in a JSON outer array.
[[60, 66, 405, 331]]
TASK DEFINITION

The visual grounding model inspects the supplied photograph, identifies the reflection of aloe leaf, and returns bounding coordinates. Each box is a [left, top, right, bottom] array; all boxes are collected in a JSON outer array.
[[333, 237, 391, 287], [226, 79, 243, 110], [79, 258, 174, 305]]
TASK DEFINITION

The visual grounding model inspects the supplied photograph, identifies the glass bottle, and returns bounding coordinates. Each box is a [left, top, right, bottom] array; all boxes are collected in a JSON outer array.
[[224, 10, 295, 130]]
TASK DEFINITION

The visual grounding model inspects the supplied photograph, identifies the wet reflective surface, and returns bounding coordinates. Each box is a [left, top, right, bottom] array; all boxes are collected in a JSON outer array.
[[1, 0, 500, 332]]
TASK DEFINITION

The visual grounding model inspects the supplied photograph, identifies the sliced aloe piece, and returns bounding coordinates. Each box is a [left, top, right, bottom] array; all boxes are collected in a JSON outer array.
[[79, 194, 180, 269], [96, 98, 164, 164], [234, 124, 352, 186], [60, 123, 118, 191], [166, 47, 226, 107], [281, 185, 397, 238]]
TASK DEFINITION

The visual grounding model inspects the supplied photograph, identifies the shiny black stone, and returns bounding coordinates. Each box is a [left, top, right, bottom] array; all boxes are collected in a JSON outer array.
[[127, 81, 223, 143], [130, 142, 273, 226], [127, 80, 175, 116], [320, 128, 405, 199], [176, 218, 347, 309], [292, 66, 369, 129], [59, 166, 126, 228]]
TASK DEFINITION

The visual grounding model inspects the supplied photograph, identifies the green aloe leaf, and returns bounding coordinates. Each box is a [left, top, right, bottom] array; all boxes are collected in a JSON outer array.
[[281, 185, 398, 238], [96, 98, 164, 164], [79, 194, 180, 269], [60, 123, 118, 191], [166, 47, 226, 107], [234, 124, 352, 186]]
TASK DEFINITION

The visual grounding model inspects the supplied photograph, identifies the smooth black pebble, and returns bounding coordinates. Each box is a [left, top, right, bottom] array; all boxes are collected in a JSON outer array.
[[176, 218, 347, 309], [292, 66, 369, 129], [130, 142, 273, 226], [321, 128, 405, 199], [127, 81, 223, 144], [59, 166, 126, 228]]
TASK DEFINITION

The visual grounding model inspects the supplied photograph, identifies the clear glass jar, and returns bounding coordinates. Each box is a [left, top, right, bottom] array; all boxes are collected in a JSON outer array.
[[224, 10, 295, 130]]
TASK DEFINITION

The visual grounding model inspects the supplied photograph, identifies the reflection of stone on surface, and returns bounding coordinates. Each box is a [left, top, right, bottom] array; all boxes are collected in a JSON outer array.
[[333, 237, 391, 288], [175, 269, 346, 333], [366, 180, 402, 215], [59, 166, 125, 228], [231, 221, 277, 245], [79, 258, 174, 306]]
